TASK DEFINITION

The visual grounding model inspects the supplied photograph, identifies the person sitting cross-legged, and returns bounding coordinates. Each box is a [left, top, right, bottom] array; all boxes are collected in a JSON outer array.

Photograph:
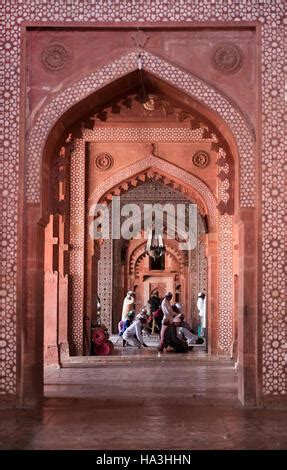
[[173, 313, 204, 349], [161, 305, 188, 353], [162, 320, 188, 353]]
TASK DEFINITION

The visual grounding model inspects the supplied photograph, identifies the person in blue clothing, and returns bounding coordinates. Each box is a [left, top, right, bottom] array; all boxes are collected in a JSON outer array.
[[118, 311, 135, 345], [122, 312, 149, 348]]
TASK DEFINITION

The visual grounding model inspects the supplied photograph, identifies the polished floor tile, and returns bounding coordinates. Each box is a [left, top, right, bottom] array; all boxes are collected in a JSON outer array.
[[0, 362, 286, 450]]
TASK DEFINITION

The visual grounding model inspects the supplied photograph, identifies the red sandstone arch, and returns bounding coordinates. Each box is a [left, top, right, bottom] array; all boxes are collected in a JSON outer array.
[[25, 50, 254, 209], [18, 49, 259, 409], [88, 156, 217, 229], [97, 166, 209, 222], [125, 238, 187, 323], [87, 164, 216, 339]]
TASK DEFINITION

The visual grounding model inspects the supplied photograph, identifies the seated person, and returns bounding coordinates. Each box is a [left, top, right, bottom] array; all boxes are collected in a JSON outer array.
[[173, 304, 196, 333], [162, 317, 188, 353], [173, 314, 204, 347], [119, 311, 135, 337], [122, 312, 148, 348]]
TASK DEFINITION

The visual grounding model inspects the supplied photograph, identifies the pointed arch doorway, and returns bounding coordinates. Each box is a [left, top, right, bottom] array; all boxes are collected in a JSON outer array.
[[94, 174, 210, 337], [19, 50, 259, 407]]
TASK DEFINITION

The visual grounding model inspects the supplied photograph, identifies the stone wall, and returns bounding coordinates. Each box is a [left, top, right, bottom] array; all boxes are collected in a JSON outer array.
[[0, 1, 285, 403]]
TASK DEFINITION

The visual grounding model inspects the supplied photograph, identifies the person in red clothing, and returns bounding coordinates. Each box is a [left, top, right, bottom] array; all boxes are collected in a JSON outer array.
[[152, 306, 163, 334]]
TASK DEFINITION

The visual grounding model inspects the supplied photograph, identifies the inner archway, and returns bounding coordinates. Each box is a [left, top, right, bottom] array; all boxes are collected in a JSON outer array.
[[108, 179, 208, 335], [43, 70, 232, 362]]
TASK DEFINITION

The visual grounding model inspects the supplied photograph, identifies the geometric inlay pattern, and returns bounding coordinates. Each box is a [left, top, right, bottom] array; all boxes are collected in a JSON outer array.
[[84, 127, 206, 142], [69, 139, 85, 355], [218, 215, 233, 352], [98, 239, 113, 330], [0, 1, 285, 397]]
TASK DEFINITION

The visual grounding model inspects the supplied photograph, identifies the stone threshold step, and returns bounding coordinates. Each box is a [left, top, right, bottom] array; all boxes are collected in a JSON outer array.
[[61, 354, 233, 367]]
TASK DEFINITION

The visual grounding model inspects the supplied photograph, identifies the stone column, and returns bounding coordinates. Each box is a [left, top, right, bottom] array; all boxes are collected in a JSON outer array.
[[237, 208, 259, 406], [43, 215, 58, 364], [17, 205, 45, 407], [69, 139, 85, 355], [112, 239, 124, 333], [190, 247, 198, 331], [206, 233, 218, 355], [218, 214, 233, 354], [57, 215, 69, 362], [98, 238, 113, 330]]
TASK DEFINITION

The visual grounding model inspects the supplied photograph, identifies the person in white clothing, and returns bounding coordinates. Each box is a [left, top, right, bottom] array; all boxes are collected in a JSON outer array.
[[173, 305, 194, 333], [121, 291, 135, 321], [197, 292, 206, 337], [173, 314, 198, 346], [123, 313, 148, 348]]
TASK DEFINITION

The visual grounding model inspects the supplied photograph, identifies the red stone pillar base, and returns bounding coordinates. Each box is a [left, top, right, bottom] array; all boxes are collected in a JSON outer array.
[[237, 208, 260, 406], [59, 342, 70, 363]]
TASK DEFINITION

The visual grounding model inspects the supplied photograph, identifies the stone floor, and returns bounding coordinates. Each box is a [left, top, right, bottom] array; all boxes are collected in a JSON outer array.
[[63, 334, 215, 366], [0, 361, 286, 450]]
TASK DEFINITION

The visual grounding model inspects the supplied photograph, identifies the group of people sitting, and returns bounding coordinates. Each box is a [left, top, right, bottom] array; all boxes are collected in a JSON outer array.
[[118, 290, 204, 353]]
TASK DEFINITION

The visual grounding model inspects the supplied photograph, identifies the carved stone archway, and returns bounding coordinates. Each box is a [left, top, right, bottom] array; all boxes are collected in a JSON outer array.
[[89, 156, 217, 228], [130, 239, 188, 316], [20, 48, 259, 409], [84, 159, 220, 340]]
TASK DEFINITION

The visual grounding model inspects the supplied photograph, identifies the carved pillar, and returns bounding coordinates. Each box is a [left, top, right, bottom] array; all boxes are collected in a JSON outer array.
[[69, 138, 85, 355], [198, 238, 207, 295], [57, 215, 69, 362], [98, 238, 113, 331], [206, 233, 218, 355], [50, 140, 71, 362], [190, 247, 198, 331], [112, 239, 124, 333], [218, 214, 233, 354], [232, 274, 239, 361], [84, 232, 93, 356], [43, 215, 58, 364], [84, 142, 94, 355]]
